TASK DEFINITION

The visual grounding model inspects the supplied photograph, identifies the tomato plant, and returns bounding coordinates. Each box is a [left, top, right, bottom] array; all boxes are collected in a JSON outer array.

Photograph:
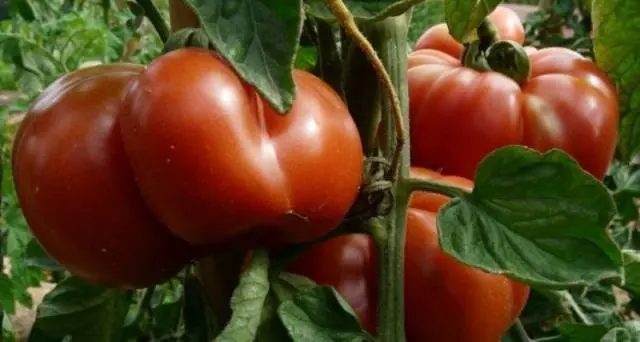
[[289, 167, 530, 342], [2, 0, 640, 341], [409, 5, 618, 180]]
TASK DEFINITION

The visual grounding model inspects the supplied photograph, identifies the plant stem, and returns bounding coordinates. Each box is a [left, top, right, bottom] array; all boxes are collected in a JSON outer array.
[[324, 0, 406, 179], [362, 14, 412, 341], [131, 285, 155, 324], [407, 178, 469, 198], [558, 290, 593, 325], [477, 18, 500, 51], [135, 0, 170, 42], [513, 319, 534, 342]]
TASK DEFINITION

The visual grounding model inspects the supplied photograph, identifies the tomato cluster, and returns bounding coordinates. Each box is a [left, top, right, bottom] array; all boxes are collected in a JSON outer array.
[[409, 6, 618, 180], [12, 5, 617, 341], [12, 48, 364, 288], [285, 6, 617, 342]]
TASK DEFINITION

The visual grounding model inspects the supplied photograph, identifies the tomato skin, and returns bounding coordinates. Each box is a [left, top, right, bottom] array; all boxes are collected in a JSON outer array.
[[287, 235, 378, 333], [289, 167, 530, 341], [119, 48, 364, 247], [12, 65, 200, 288], [414, 5, 525, 58], [409, 8, 618, 180]]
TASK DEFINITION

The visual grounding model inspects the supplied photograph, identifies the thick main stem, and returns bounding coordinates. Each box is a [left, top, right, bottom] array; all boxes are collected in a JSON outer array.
[[347, 14, 412, 341]]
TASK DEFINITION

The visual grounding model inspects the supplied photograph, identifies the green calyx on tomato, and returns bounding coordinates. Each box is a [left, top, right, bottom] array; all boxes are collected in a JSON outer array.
[[288, 167, 530, 342], [460, 17, 532, 85], [409, 5, 618, 181], [12, 47, 364, 289]]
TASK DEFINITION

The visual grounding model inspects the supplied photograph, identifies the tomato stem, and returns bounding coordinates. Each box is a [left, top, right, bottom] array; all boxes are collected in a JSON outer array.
[[135, 0, 170, 43], [558, 290, 594, 325], [324, 0, 406, 180], [463, 18, 532, 84], [477, 18, 500, 51], [353, 13, 412, 341], [131, 285, 156, 323], [512, 319, 534, 342], [486, 41, 532, 84], [407, 178, 470, 198]]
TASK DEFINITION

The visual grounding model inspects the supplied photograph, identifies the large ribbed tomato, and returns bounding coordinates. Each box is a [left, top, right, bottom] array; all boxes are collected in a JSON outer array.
[[289, 167, 530, 342], [119, 48, 364, 247], [12, 64, 200, 288], [409, 6, 618, 179]]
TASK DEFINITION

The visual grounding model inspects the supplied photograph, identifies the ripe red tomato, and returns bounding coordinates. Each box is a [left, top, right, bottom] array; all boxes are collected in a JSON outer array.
[[289, 167, 530, 342], [119, 48, 364, 247], [409, 6, 618, 180], [12, 64, 200, 288]]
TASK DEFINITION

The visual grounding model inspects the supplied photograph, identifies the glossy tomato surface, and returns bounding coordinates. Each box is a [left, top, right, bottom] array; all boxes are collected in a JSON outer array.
[[289, 167, 530, 341], [12, 64, 199, 288], [119, 48, 364, 247], [409, 6, 618, 180]]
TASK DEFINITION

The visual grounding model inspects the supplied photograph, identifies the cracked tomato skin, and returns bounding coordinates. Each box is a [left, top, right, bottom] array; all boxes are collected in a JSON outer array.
[[12, 64, 200, 289], [119, 48, 364, 247], [289, 167, 530, 342], [409, 6, 618, 180]]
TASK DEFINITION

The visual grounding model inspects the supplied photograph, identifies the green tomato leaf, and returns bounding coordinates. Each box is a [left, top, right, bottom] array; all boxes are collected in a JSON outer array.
[[622, 250, 640, 296], [277, 285, 374, 341], [23, 238, 62, 271], [570, 284, 624, 325], [0, 274, 16, 315], [184, 0, 303, 114], [294, 46, 317, 71], [558, 321, 640, 342], [437, 146, 622, 289], [255, 292, 290, 342], [255, 272, 317, 341], [28, 277, 129, 342], [215, 249, 270, 342], [305, 0, 422, 22], [604, 161, 640, 224], [9, 0, 36, 21], [183, 274, 219, 341], [152, 301, 183, 338], [592, 0, 640, 161], [444, 0, 501, 42], [271, 272, 316, 302], [517, 289, 573, 339]]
